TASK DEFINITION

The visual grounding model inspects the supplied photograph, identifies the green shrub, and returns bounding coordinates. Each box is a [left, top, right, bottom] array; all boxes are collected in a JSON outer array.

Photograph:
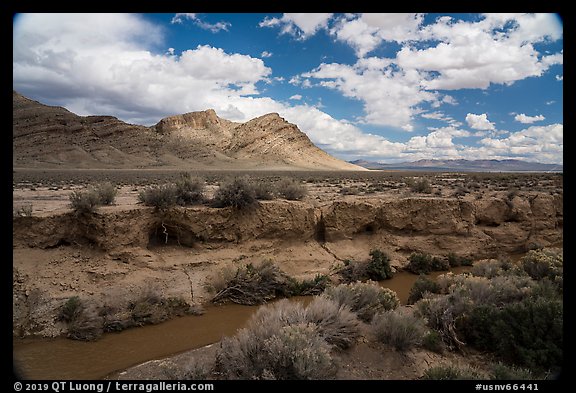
[[338, 250, 393, 283], [59, 297, 103, 341], [489, 362, 534, 380], [521, 249, 563, 282], [288, 274, 329, 296], [67, 305, 104, 341], [212, 177, 258, 209], [174, 173, 205, 205], [323, 281, 399, 322], [59, 296, 84, 323], [371, 310, 426, 351], [422, 330, 444, 353], [460, 298, 563, 371], [490, 297, 562, 370], [410, 178, 432, 194], [367, 249, 393, 280], [447, 253, 472, 267], [276, 178, 307, 201], [406, 253, 449, 274], [139, 184, 178, 210], [422, 364, 483, 380], [69, 189, 101, 214], [93, 182, 117, 205], [407, 275, 441, 305]]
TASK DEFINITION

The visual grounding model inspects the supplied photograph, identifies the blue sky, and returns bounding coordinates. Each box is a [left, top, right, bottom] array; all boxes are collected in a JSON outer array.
[[13, 13, 563, 164]]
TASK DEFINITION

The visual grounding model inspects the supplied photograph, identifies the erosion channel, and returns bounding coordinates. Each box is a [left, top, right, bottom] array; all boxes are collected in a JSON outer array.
[[13, 183, 562, 380]]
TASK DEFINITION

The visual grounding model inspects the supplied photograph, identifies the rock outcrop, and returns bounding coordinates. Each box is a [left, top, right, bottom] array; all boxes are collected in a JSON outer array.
[[13, 91, 364, 171]]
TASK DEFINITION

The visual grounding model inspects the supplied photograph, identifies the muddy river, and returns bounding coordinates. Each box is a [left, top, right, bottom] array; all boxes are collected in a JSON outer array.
[[12, 266, 473, 380]]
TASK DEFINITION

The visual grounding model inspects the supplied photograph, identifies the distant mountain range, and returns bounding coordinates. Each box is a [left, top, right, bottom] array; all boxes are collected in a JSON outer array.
[[349, 159, 563, 172]]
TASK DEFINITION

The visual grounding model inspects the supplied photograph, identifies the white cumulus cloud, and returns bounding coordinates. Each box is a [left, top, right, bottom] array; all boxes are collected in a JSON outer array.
[[261, 51, 273, 58], [259, 13, 332, 39], [171, 13, 230, 32], [514, 113, 545, 124], [303, 59, 439, 129], [289, 94, 302, 100], [466, 113, 496, 130], [330, 13, 424, 57]]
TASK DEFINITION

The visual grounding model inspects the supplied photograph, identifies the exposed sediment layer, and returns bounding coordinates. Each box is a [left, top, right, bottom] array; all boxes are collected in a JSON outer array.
[[13, 193, 562, 338]]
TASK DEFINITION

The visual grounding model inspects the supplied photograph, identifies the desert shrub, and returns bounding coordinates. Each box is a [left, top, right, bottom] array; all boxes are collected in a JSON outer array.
[[305, 297, 360, 349], [406, 253, 449, 274], [59, 297, 103, 341], [339, 186, 360, 195], [215, 300, 346, 379], [422, 364, 483, 380], [217, 323, 336, 380], [338, 259, 369, 283], [139, 184, 178, 210], [338, 250, 393, 283], [13, 204, 33, 217], [489, 362, 534, 380], [415, 292, 471, 349], [288, 274, 329, 296], [93, 182, 117, 205], [212, 177, 258, 209], [160, 358, 211, 380], [460, 275, 535, 305], [212, 261, 291, 305], [452, 186, 469, 197], [130, 288, 196, 326], [371, 310, 426, 351], [422, 330, 444, 353], [471, 259, 518, 278], [458, 297, 563, 371], [521, 249, 563, 282], [446, 253, 473, 267], [59, 296, 84, 323], [174, 173, 205, 205], [67, 304, 104, 341], [489, 297, 562, 370], [367, 249, 393, 280], [276, 178, 307, 200], [410, 178, 432, 194], [251, 180, 276, 200], [407, 275, 441, 305], [426, 266, 562, 371], [323, 281, 399, 322], [206, 266, 237, 294], [69, 189, 101, 214]]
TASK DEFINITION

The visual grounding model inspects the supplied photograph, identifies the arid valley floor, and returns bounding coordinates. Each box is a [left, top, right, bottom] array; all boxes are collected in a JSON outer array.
[[13, 169, 563, 380]]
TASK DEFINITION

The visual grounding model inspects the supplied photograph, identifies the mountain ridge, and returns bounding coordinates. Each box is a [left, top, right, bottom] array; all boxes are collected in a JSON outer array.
[[12, 91, 363, 171], [350, 158, 563, 172]]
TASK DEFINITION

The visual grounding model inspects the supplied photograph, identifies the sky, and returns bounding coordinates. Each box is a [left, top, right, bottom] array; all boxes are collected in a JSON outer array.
[[12, 13, 563, 164]]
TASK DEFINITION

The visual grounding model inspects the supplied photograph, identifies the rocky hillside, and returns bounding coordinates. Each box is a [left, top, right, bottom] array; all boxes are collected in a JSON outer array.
[[13, 91, 363, 171]]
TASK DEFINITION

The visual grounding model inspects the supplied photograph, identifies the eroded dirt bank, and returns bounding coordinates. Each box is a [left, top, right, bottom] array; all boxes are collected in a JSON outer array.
[[13, 191, 562, 339]]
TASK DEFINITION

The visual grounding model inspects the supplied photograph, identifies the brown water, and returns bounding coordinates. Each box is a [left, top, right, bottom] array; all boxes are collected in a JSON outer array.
[[13, 303, 258, 380], [7, 265, 496, 380]]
